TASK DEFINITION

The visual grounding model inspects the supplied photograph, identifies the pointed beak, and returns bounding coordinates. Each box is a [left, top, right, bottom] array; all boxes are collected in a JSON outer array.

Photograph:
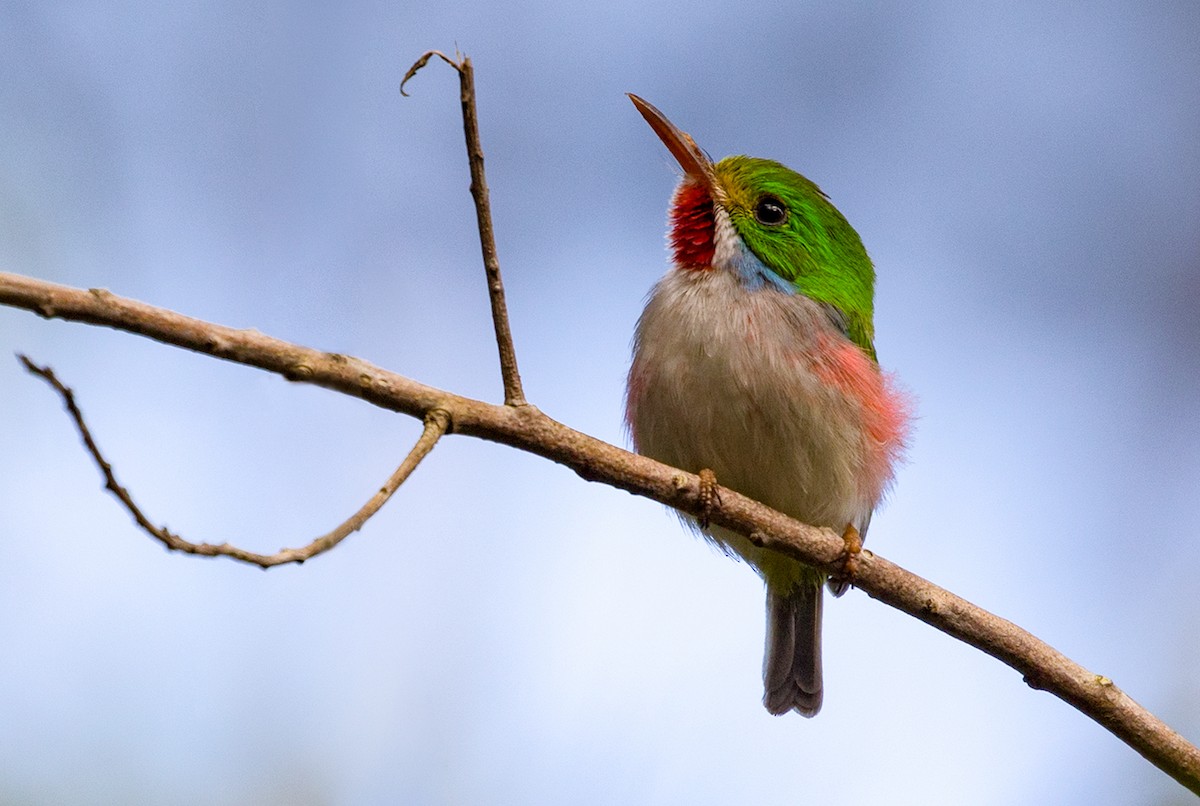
[[628, 94, 718, 194]]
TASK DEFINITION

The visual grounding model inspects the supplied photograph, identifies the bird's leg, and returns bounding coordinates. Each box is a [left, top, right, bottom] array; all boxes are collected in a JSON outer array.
[[697, 468, 721, 529], [829, 523, 863, 592]]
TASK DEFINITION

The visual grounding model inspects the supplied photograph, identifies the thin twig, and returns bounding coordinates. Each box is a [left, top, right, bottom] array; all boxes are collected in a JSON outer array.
[[402, 50, 526, 407], [3, 272, 1198, 794], [19, 352, 448, 569]]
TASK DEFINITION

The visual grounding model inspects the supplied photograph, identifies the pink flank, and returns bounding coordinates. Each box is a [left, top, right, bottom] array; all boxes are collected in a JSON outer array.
[[811, 333, 911, 501]]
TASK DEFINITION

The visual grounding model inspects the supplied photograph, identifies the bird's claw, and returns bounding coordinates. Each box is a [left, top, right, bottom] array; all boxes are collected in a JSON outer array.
[[697, 468, 720, 529], [829, 523, 862, 594]]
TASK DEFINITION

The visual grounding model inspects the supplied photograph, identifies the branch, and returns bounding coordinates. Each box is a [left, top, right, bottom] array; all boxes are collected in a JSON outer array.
[[19, 352, 448, 567], [402, 50, 526, 406], [2, 270, 1198, 792]]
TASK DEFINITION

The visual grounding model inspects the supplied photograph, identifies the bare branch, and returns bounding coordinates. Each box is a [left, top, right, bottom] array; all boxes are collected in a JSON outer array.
[[401, 50, 526, 406], [19, 352, 449, 568], [2, 270, 1198, 792]]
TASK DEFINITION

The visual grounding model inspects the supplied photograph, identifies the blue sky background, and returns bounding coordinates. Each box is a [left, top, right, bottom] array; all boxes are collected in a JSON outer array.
[[2, 2, 1198, 804]]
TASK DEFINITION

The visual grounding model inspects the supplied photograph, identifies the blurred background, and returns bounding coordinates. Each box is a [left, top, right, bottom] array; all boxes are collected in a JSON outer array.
[[2, 2, 1198, 804]]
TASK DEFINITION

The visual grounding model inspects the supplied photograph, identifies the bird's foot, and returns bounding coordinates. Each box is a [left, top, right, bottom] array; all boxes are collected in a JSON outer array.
[[697, 468, 720, 529], [828, 523, 862, 595]]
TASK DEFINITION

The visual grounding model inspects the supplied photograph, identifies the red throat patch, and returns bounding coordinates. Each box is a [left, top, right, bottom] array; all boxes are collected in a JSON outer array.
[[668, 182, 715, 270]]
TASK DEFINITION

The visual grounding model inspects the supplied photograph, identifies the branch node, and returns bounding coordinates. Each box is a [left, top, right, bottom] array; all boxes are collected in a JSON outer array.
[[1023, 671, 1049, 691], [426, 407, 452, 431], [285, 363, 314, 381], [203, 335, 229, 354]]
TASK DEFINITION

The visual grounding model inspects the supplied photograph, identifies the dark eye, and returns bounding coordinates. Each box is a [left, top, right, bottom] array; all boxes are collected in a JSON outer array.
[[754, 196, 787, 226]]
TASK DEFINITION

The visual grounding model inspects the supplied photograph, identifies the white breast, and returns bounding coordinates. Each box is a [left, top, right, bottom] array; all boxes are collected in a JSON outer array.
[[626, 267, 876, 571]]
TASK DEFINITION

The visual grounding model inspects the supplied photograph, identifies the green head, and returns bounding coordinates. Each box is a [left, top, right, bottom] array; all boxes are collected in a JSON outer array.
[[630, 95, 877, 359]]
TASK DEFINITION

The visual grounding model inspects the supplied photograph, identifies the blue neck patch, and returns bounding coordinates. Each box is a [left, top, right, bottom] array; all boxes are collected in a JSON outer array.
[[729, 243, 794, 294]]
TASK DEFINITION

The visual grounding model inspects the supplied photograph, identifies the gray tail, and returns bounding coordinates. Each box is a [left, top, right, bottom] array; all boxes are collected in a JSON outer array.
[[763, 583, 823, 717]]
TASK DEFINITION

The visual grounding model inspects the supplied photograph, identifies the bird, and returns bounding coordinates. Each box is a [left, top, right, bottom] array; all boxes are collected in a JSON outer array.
[[624, 94, 910, 717]]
